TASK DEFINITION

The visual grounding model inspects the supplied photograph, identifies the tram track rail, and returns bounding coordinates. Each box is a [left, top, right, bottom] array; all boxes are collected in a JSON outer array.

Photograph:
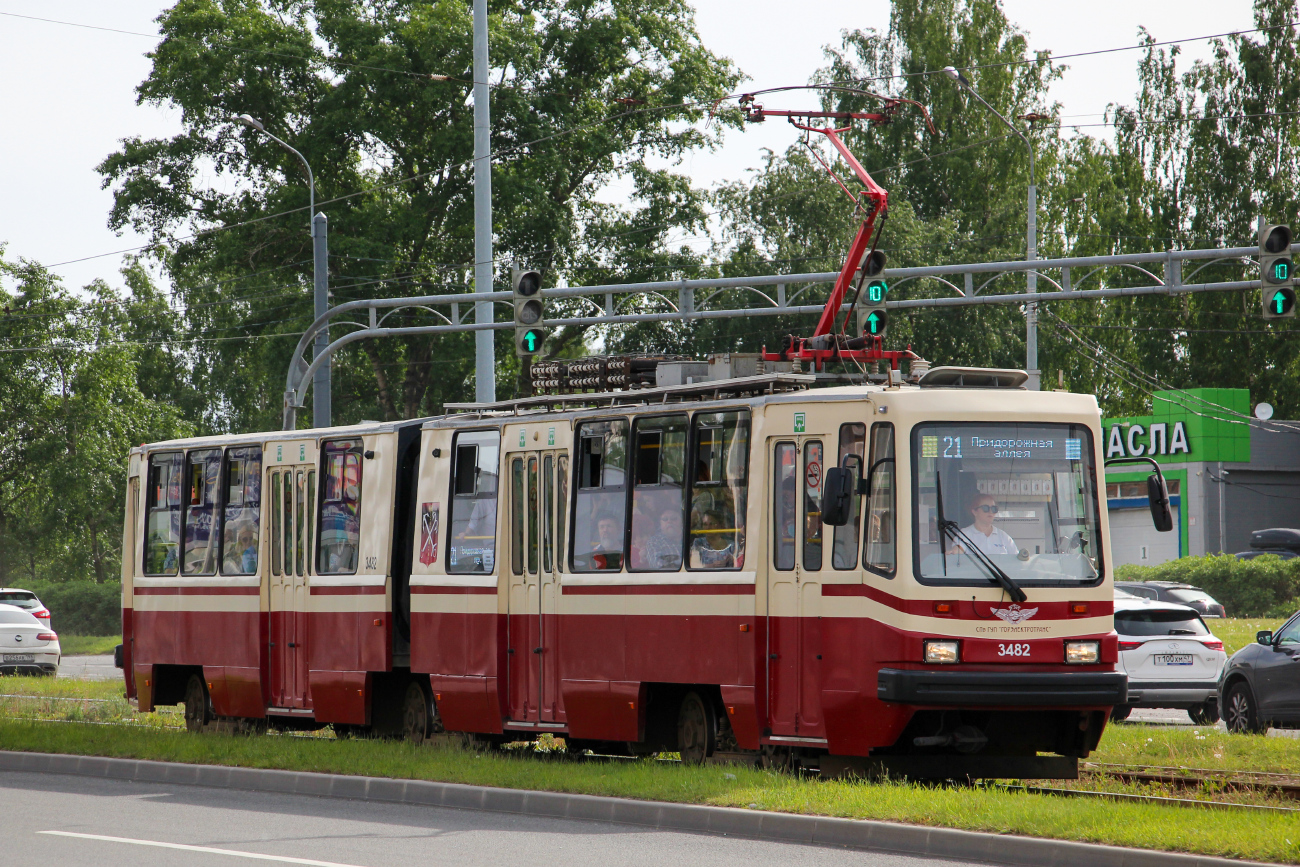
[[1003, 783, 1300, 813], [1082, 761, 1300, 800]]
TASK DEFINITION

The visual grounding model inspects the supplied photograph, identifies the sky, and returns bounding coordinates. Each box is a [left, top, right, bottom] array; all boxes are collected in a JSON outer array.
[[0, 0, 1257, 292]]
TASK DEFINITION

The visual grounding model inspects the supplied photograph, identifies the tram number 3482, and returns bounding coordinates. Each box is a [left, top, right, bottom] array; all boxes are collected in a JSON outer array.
[[997, 643, 1032, 657]]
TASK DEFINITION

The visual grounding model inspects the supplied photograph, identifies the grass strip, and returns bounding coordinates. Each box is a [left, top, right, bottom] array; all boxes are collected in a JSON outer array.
[[0, 720, 1298, 864], [57, 635, 122, 656], [1211, 618, 1285, 655], [1096, 722, 1300, 776]]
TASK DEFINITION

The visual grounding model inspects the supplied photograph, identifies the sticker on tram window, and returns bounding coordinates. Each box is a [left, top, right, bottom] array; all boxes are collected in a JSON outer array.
[[1066, 438, 1082, 460], [921, 435, 938, 458], [805, 460, 821, 490], [794, 412, 805, 433], [420, 502, 440, 566]]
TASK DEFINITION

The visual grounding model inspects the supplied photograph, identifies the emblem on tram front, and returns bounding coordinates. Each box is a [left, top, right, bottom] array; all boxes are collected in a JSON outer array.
[[992, 604, 1039, 624]]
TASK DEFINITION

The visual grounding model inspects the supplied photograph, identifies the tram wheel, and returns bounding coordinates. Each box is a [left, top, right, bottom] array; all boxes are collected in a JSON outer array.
[[402, 681, 432, 744], [183, 674, 212, 733], [1225, 683, 1265, 734], [676, 691, 716, 765]]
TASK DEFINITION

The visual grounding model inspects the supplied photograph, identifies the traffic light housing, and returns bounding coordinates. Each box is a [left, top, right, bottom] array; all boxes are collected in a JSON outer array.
[[1259, 223, 1296, 319], [513, 268, 547, 356], [856, 250, 888, 338]]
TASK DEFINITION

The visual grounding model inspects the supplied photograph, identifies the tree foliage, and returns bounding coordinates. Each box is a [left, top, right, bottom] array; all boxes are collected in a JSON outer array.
[[0, 254, 188, 585], [99, 0, 740, 428]]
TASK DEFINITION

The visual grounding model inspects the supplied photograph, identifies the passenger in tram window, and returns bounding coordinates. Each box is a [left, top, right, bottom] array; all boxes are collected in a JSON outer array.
[[223, 521, 258, 574], [641, 507, 684, 570], [690, 510, 735, 569], [590, 512, 624, 570], [952, 493, 1019, 559]]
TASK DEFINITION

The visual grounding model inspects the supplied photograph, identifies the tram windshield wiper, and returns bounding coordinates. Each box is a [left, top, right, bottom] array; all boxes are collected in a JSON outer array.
[[940, 520, 1028, 604]]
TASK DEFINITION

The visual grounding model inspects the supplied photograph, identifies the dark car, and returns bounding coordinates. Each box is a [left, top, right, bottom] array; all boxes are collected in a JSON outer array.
[[1114, 581, 1226, 618], [1220, 611, 1300, 734], [1235, 527, 1300, 561]]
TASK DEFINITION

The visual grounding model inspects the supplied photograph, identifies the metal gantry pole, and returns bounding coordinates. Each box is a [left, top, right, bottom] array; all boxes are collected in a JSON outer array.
[[472, 0, 496, 403], [943, 67, 1040, 390], [312, 212, 331, 428], [1026, 172, 1039, 391], [281, 243, 1279, 410]]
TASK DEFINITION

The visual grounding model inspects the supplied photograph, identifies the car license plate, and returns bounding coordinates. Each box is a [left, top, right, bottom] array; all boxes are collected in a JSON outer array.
[[1154, 654, 1193, 665], [3, 654, 35, 664]]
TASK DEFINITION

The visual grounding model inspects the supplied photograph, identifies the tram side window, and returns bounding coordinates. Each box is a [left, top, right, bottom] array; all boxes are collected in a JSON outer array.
[[270, 472, 282, 576], [449, 430, 500, 573], [221, 447, 262, 575], [571, 419, 628, 572], [318, 438, 362, 574], [864, 423, 896, 577], [833, 423, 866, 570], [802, 441, 824, 571], [630, 415, 688, 572], [182, 449, 222, 575], [283, 472, 293, 575], [543, 456, 554, 573], [688, 411, 750, 570], [557, 454, 569, 572], [773, 442, 797, 570], [511, 458, 525, 575], [144, 452, 183, 575]]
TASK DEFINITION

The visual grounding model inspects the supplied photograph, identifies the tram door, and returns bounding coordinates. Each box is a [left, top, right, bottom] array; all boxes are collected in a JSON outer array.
[[267, 456, 316, 708], [766, 435, 826, 737], [506, 448, 565, 722]]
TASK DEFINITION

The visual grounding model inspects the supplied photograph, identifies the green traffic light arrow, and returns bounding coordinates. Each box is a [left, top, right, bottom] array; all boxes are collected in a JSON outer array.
[[867, 311, 883, 334], [1274, 291, 1289, 315]]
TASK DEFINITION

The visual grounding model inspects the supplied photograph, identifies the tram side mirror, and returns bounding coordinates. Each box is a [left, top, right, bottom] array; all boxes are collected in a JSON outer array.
[[822, 467, 854, 527], [1147, 473, 1174, 532]]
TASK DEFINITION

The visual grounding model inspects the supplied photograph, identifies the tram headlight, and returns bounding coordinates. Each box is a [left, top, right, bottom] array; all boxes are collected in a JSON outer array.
[[1064, 640, 1100, 664], [923, 639, 960, 664]]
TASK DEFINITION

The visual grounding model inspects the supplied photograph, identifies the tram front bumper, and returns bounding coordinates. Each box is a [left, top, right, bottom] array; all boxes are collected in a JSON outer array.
[[877, 669, 1128, 707]]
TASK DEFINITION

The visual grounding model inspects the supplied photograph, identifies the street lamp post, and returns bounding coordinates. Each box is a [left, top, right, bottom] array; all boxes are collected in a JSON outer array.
[[236, 114, 332, 427], [942, 67, 1040, 391]]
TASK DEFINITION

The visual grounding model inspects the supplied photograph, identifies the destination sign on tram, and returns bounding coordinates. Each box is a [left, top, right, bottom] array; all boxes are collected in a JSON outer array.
[[923, 432, 1084, 461]]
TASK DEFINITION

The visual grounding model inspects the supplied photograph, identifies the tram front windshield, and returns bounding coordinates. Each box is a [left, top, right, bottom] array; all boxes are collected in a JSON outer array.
[[913, 423, 1102, 586]]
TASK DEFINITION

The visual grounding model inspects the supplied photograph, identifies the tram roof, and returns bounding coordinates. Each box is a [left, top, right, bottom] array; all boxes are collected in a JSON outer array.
[[131, 418, 437, 454], [132, 368, 1100, 453]]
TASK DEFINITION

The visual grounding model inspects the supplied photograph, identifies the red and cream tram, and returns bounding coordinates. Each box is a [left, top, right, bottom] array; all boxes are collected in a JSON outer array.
[[120, 364, 1169, 777]]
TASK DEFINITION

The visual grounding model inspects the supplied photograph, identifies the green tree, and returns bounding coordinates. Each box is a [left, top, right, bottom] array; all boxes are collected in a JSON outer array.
[[99, 0, 740, 428], [1084, 1, 1300, 417], [0, 254, 188, 584]]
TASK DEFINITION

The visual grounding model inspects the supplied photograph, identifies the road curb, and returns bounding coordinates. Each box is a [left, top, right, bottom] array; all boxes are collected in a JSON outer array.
[[0, 750, 1278, 867]]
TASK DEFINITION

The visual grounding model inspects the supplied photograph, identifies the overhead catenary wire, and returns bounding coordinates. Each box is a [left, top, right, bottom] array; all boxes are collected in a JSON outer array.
[[1047, 310, 1300, 436], [26, 8, 1300, 274]]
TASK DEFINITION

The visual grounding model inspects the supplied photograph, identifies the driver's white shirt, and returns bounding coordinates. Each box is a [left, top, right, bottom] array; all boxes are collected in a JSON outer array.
[[959, 523, 1018, 558]]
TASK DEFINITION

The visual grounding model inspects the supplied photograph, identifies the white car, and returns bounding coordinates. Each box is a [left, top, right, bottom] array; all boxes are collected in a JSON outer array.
[[0, 604, 61, 676], [1111, 595, 1226, 724], [0, 588, 51, 629]]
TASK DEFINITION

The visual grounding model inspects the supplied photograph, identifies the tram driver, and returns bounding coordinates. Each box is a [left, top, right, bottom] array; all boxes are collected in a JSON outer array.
[[951, 492, 1019, 560]]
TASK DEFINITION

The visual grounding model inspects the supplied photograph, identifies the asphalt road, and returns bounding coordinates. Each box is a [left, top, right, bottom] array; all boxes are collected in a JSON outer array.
[[1124, 706, 1300, 737], [57, 654, 117, 681], [2, 770, 988, 867]]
